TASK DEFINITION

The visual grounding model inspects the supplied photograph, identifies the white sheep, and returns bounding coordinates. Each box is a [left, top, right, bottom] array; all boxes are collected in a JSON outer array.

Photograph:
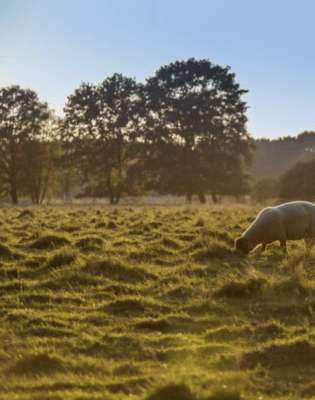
[[235, 201, 315, 255]]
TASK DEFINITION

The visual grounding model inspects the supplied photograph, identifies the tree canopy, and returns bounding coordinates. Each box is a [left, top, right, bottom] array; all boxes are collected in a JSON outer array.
[[62, 74, 141, 204], [0, 85, 50, 204], [139, 58, 253, 202], [0, 59, 255, 204]]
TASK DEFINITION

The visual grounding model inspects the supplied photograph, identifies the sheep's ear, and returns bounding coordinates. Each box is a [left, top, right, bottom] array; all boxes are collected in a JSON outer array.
[[235, 237, 250, 254]]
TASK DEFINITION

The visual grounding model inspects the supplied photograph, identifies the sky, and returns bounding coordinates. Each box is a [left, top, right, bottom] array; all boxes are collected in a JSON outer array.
[[0, 0, 315, 140]]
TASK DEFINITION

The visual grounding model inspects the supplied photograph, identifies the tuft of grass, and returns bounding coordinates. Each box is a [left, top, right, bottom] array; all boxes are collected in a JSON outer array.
[[24, 326, 75, 338], [193, 242, 235, 260], [60, 224, 81, 233], [86, 333, 144, 361], [269, 273, 312, 299], [46, 247, 79, 269], [104, 298, 146, 316], [103, 297, 169, 317], [145, 383, 196, 400], [83, 257, 157, 283], [195, 217, 205, 227], [17, 209, 35, 219], [0, 281, 28, 293], [29, 235, 71, 250], [102, 283, 139, 296], [252, 321, 286, 342], [204, 326, 252, 343], [162, 236, 182, 249], [148, 221, 163, 229], [282, 249, 315, 278], [177, 234, 196, 242], [94, 221, 107, 228], [75, 236, 103, 251], [205, 322, 286, 344], [107, 221, 117, 229]]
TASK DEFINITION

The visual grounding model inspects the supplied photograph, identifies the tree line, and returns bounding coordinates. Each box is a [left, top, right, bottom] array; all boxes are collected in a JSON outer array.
[[251, 131, 315, 203], [252, 157, 315, 203], [0, 58, 255, 205]]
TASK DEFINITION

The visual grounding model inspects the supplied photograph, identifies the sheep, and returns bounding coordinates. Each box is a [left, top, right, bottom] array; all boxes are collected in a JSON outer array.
[[235, 201, 315, 255]]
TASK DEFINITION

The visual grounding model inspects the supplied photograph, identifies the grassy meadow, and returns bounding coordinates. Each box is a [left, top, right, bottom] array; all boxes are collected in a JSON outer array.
[[0, 202, 315, 399]]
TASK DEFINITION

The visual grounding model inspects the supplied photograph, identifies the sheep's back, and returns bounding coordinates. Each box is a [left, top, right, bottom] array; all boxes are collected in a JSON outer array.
[[279, 202, 315, 240]]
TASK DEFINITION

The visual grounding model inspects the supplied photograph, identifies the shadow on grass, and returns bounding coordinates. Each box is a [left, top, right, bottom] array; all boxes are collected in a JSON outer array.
[[83, 258, 157, 284], [213, 278, 266, 299], [0, 243, 13, 257], [240, 339, 315, 369], [6, 353, 65, 376]]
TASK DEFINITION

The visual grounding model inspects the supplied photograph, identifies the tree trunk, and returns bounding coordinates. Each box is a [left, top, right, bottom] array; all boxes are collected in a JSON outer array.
[[106, 172, 115, 205], [198, 193, 206, 204], [10, 144, 19, 205], [186, 193, 192, 203], [211, 192, 218, 203], [114, 196, 120, 205], [113, 191, 121, 204], [10, 182, 18, 205], [109, 194, 115, 205]]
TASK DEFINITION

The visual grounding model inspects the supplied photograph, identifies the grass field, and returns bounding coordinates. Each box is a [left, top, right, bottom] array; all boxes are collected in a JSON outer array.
[[0, 203, 315, 399]]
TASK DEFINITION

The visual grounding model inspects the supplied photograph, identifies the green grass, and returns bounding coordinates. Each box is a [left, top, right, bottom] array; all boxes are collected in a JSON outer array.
[[0, 203, 315, 399]]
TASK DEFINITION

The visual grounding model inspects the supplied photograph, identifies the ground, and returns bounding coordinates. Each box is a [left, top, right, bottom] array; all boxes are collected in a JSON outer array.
[[0, 203, 314, 399]]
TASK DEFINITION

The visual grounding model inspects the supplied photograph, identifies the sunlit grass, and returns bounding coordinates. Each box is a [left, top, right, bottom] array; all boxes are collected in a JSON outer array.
[[0, 203, 314, 399]]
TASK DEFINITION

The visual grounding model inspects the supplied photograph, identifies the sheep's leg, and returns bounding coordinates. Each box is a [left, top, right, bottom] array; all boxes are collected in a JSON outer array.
[[261, 243, 267, 252], [280, 240, 287, 255]]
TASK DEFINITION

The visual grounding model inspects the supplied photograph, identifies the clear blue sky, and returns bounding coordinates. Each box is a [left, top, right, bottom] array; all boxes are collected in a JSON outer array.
[[1, 0, 314, 139]]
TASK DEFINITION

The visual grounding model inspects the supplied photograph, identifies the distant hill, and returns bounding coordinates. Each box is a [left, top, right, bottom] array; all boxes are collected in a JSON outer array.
[[251, 131, 315, 179]]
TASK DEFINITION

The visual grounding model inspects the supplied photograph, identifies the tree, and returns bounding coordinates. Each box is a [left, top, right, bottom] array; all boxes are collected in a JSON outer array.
[[20, 115, 59, 204], [62, 74, 141, 204], [251, 177, 280, 203], [54, 138, 82, 201], [279, 160, 315, 201], [139, 58, 254, 202], [0, 85, 50, 204]]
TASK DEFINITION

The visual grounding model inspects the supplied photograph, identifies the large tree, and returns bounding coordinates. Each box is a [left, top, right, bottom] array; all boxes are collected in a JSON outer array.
[[140, 58, 254, 202], [0, 85, 50, 204], [251, 177, 280, 203], [20, 115, 59, 204], [62, 74, 141, 204], [280, 159, 315, 201]]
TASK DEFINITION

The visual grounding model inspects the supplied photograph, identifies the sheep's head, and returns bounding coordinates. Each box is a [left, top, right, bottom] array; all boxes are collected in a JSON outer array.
[[235, 237, 250, 254]]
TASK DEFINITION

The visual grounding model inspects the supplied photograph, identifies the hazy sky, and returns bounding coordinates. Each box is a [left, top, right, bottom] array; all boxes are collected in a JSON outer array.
[[1, 0, 314, 139]]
